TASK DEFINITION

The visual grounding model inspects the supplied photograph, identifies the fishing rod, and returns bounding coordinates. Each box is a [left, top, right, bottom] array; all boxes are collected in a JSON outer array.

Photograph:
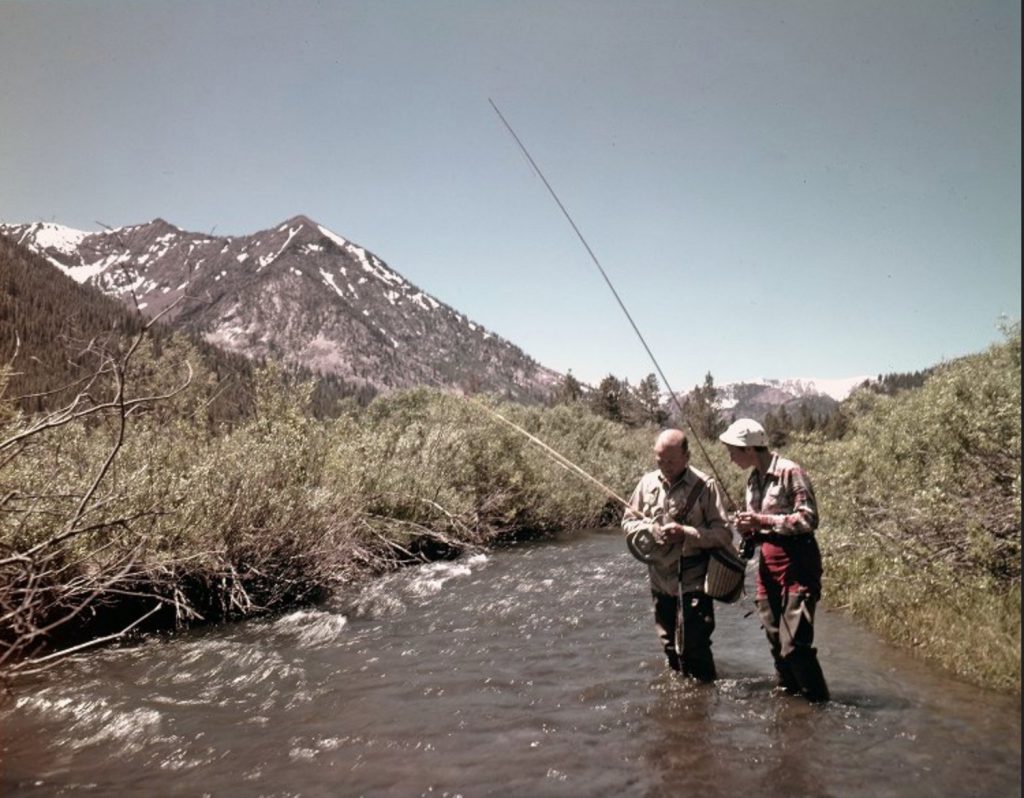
[[488, 98, 737, 511]]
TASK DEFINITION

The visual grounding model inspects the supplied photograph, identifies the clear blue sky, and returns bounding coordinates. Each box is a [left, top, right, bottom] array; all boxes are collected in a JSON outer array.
[[1, 0, 1019, 391]]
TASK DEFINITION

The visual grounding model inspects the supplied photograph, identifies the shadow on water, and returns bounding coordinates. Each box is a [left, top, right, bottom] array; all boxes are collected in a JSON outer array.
[[1, 529, 1019, 797]]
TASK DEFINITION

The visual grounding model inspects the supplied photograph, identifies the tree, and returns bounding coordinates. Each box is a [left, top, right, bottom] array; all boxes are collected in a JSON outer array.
[[821, 407, 849, 439], [797, 401, 818, 433], [554, 370, 584, 405], [589, 374, 627, 422], [683, 372, 725, 439], [764, 405, 790, 447], [634, 373, 667, 426]]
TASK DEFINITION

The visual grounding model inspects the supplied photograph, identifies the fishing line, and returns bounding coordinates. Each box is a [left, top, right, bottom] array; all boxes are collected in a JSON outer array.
[[488, 98, 736, 510], [468, 396, 696, 568], [468, 395, 633, 511], [423, 374, 636, 512]]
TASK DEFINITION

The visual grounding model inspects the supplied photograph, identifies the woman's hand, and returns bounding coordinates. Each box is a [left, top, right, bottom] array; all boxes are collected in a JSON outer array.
[[733, 512, 762, 537]]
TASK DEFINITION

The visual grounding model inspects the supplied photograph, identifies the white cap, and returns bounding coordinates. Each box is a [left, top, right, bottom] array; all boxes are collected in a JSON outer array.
[[719, 418, 768, 448]]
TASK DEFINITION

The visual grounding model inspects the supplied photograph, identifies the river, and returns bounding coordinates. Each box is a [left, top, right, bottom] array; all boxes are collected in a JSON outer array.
[[1, 529, 1020, 797]]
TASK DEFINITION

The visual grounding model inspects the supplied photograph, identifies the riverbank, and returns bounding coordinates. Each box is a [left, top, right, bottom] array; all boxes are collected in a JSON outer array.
[[2, 331, 1019, 694], [792, 328, 1021, 694], [0, 385, 650, 679]]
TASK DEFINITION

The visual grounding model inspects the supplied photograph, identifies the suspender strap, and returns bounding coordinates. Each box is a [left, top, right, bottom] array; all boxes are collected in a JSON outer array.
[[673, 477, 711, 653]]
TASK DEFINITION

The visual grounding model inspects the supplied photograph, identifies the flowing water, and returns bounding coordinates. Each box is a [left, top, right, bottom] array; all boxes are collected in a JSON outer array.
[[2, 529, 1020, 797]]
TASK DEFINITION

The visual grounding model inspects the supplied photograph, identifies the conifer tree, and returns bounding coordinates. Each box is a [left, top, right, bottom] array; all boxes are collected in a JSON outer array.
[[683, 371, 724, 439], [555, 370, 584, 405], [589, 374, 626, 422], [634, 373, 666, 425]]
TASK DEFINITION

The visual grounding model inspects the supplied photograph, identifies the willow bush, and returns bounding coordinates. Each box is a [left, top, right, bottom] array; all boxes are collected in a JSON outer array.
[[320, 391, 653, 558], [0, 349, 653, 676], [789, 325, 1021, 692]]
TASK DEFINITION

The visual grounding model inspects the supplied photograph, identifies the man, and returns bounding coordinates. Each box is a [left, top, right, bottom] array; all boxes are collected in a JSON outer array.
[[719, 418, 830, 702], [622, 428, 731, 681]]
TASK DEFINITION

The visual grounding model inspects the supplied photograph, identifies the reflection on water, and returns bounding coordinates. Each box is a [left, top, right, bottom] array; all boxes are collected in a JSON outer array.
[[2, 530, 1020, 797]]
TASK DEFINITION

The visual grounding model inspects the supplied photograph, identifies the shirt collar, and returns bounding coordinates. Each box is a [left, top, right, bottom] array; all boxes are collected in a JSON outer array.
[[748, 452, 781, 489], [658, 465, 693, 492]]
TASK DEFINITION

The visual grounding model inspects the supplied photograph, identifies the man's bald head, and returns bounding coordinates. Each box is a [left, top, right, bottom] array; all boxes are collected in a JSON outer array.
[[655, 429, 687, 452], [654, 428, 689, 481]]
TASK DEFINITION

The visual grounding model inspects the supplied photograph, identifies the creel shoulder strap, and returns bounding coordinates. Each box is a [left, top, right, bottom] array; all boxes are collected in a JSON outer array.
[[679, 477, 707, 522]]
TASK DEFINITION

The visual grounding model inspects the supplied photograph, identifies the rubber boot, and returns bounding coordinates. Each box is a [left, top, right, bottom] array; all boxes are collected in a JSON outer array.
[[787, 649, 830, 703], [774, 661, 802, 694], [682, 651, 717, 683], [666, 650, 681, 672]]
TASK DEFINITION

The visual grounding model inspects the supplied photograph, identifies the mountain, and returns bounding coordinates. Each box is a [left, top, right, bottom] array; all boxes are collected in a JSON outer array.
[[0, 233, 271, 420], [0, 217, 561, 400], [714, 376, 872, 423], [0, 233, 145, 410]]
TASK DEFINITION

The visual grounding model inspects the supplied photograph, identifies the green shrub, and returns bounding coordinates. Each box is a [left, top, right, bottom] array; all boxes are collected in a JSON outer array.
[[788, 325, 1021, 692], [0, 364, 655, 674]]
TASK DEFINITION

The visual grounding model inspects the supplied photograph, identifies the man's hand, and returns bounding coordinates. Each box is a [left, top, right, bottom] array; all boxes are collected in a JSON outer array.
[[658, 521, 698, 543]]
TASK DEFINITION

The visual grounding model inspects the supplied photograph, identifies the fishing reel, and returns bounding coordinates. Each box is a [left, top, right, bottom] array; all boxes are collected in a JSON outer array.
[[726, 512, 759, 561], [625, 516, 676, 565]]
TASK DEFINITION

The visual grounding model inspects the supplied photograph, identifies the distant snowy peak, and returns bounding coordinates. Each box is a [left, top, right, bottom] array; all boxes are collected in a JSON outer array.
[[713, 375, 873, 420], [0, 218, 191, 284], [741, 376, 872, 402], [8, 221, 88, 256], [2, 221, 89, 272]]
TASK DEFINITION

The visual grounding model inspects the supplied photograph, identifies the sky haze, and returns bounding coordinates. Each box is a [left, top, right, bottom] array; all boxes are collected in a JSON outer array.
[[1, 0, 1019, 391]]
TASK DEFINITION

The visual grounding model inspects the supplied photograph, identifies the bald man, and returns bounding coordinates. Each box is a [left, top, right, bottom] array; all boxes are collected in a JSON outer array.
[[622, 429, 731, 681]]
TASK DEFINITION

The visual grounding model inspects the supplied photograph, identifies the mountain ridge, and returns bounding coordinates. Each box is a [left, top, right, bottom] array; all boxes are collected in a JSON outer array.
[[1, 217, 876, 415], [711, 375, 871, 424], [1, 216, 561, 401]]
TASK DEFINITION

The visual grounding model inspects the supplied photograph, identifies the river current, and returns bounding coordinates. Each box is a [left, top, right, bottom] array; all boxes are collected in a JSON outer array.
[[2, 529, 1020, 796]]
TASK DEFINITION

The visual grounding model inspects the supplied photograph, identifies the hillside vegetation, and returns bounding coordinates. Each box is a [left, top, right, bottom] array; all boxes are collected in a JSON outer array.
[[789, 325, 1021, 692]]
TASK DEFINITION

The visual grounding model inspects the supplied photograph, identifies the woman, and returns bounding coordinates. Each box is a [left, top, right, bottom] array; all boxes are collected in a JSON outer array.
[[720, 418, 830, 702]]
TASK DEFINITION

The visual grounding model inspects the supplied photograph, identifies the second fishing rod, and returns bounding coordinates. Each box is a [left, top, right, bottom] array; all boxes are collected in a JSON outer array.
[[488, 98, 737, 514]]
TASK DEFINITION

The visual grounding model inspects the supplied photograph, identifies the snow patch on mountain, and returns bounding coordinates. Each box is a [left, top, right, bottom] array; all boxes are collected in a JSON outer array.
[[716, 375, 872, 410], [787, 376, 873, 401], [317, 225, 348, 249], [19, 222, 87, 255]]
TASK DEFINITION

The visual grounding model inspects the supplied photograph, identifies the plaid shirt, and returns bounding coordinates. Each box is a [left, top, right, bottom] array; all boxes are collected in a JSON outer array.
[[622, 465, 731, 595], [747, 452, 822, 599], [746, 453, 819, 534]]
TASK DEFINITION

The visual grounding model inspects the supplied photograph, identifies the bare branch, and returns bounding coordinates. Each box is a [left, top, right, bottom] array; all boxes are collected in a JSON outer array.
[[8, 602, 162, 677]]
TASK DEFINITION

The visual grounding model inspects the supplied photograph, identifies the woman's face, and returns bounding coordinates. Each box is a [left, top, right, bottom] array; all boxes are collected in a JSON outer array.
[[726, 444, 756, 470]]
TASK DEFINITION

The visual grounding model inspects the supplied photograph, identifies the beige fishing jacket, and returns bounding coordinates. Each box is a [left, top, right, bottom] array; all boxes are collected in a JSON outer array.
[[622, 465, 732, 595]]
